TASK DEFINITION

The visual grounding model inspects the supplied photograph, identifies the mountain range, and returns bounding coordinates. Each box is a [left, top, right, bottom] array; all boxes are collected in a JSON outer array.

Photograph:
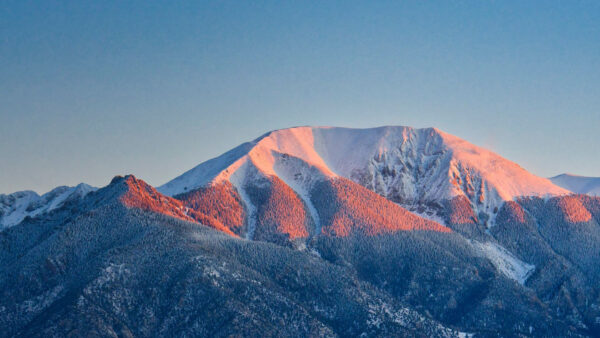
[[1, 126, 600, 337]]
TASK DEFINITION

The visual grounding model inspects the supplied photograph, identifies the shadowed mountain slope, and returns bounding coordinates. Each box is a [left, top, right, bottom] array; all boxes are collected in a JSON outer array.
[[0, 178, 463, 337]]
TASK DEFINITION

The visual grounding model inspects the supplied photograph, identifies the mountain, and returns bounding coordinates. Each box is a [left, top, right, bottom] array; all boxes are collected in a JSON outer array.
[[159, 126, 567, 201], [0, 183, 95, 229], [153, 125, 600, 335], [1, 174, 589, 337], [0, 174, 468, 337], [550, 173, 600, 196], [159, 126, 567, 236], [2, 125, 600, 337]]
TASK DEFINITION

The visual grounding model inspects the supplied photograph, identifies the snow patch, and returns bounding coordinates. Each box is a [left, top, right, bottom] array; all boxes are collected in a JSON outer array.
[[271, 152, 324, 235], [238, 187, 257, 240], [92, 263, 130, 288], [227, 161, 259, 240], [473, 241, 534, 285]]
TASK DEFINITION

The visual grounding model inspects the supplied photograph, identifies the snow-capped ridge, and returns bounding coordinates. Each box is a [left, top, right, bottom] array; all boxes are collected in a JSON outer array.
[[159, 126, 569, 218], [0, 183, 96, 229], [550, 173, 600, 196]]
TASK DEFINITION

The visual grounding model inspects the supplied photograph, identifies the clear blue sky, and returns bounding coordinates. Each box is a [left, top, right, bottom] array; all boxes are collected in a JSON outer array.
[[1, 1, 599, 193]]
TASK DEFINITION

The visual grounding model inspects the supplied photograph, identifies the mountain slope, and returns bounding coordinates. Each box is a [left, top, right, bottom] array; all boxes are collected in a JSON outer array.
[[550, 174, 600, 196], [0, 177, 463, 338], [0, 172, 588, 337], [159, 126, 568, 231], [311, 178, 450, 236], [101, 175, 240, 237], [1, 167, 599, 335]]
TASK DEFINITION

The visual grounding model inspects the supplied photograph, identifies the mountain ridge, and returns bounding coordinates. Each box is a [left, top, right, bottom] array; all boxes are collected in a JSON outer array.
[[550, 173, 600, 196], [0, 183, 96, 229], [159, 125, 568, 199], [159, 126, 569, 231]]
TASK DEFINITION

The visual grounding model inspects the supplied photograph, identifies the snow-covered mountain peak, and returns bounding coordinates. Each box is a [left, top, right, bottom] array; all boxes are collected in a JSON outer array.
[[217, 126, 339, 183], [0, 183, 96, 229], [160, 126, 568, 210], [159, 126, 431, 195], [550, 173, 600, 196]]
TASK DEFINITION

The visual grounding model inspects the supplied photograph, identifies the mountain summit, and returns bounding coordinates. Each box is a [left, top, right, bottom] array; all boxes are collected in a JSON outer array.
[[160, 126, 567, 199], [159, 126, 568, 232]]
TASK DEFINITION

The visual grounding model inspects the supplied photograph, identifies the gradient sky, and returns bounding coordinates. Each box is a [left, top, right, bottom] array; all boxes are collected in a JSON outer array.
[[1, 1, 599, 194]]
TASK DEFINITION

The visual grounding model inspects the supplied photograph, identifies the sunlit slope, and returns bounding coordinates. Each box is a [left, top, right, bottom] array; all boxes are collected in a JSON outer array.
[[159, 126, 568, 233]]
